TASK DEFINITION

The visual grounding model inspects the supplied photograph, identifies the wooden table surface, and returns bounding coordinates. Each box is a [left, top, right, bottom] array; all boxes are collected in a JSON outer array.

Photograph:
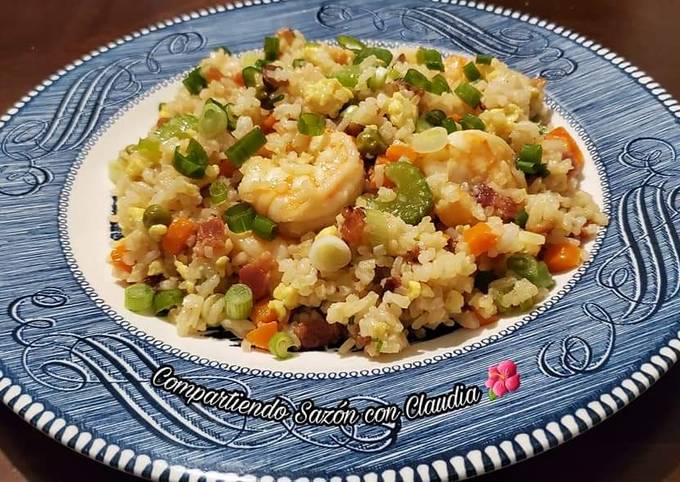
[[1, 1, 679, 480]]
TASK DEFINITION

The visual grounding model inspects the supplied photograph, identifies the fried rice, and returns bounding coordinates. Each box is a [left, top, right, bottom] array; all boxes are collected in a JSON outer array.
[[108, 29, 608, 358]]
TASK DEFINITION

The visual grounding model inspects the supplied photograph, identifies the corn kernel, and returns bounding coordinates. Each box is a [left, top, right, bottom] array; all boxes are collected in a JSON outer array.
[[215, 256, 229, 269], [406, 281, 421, 300], [179, 280, 195, 293], [205, 164, 219, 180], [268, 300, 287, 321], [148, 224, 168, 241], [273, 284, 299, 309], [316, 226, 339, 239]]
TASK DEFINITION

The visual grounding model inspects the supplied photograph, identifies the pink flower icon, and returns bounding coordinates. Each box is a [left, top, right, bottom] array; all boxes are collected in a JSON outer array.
[[485, 360, 520, 400]]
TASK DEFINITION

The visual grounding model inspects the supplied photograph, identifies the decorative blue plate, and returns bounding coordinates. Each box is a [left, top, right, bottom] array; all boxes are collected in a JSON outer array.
[[1, 1, 679, 480]]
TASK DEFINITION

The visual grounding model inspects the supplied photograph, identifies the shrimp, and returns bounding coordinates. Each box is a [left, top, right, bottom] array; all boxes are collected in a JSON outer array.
[[238, 131, 364, 237], [417, 130, 525, 227]]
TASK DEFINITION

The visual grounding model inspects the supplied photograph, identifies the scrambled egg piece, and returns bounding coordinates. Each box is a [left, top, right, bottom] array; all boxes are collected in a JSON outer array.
[[302, 78, 353, 117], [386, 92, 418, 129]]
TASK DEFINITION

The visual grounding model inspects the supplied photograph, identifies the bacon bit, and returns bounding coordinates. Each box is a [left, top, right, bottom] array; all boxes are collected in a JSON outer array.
[[292, 315, 345, 349], [262, 64, 289, 90], [239, 252, 276, 300], [261, 114, 278, 134], [340, 206, 366, 247], [472, 183, 518, 221], [382, 276, 401, 292], [397, 53, 407, 62], [219, 158, 237, 177], [196, 217, 226, 250], [205, 67, 224, 82], [404, 246, 421, 264], [233, 71, 245, 87], [347, 324, 371, 348], [156, 117, 170, 128], [344, 122, 364, 137], [110, 243, 132, 273]]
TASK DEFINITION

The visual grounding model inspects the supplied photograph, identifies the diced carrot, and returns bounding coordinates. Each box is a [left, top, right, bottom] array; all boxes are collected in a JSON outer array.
[[205, 67, 224, 82], [546, 127, 584, 173], [261, 114, 277, 134], [543, 242, 582, 273], [473, 310, 499, 326], [233, 71, 245, 87], [450, 113, 462, 122], [219, 158, 237, 177], [245, 321, 278, 350], [251, 299, 278, 326], [110, 243, 132, 273], [385, 143, 418, 162], [462, 222, 498, 256], [161, 218, 198, 255]]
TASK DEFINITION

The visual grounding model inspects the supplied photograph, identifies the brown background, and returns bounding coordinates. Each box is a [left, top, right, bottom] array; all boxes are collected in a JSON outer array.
[[1, 1, 679, 480]]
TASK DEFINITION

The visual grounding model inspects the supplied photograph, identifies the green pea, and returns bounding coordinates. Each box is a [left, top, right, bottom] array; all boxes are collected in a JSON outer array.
[[355, 127, 387, 158], [143, 204, 171, 229]]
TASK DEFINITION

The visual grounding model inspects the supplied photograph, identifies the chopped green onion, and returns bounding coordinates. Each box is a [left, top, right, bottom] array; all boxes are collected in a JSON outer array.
[[292, 58, 306, 68], [463, 61, 482, 81], [424, 109, 447, 126], [367, 67, 387, 90], [476, 53, 493, 65], [428, 74, 451, 95], [415, 117, 433, 133], [454, 82, 482, 107], [264, 36, 280, 61], [214, 46, 232, 55], [519, 144, 542, 165], [268, 331, 295, 359], [416, 47, 444, 71], [137, 137, 161, 162], [153, 289, 185, 315], [297, 112, 326, 136], [441, 118, 458, 133], [158, 102, 166, 112], [258, 91, 285, 110], [209, 181, 229, 205], [336, 35, 366, 51], [173, 138, 208, 178], [182, 68, 207, 95], [507, 254, 554, 289], [224, 283, 254, 320], [199, 99, 228, 137], [353, 47, 393, 67], [404, 68, 431, 90], [332, 65, 360, 88], [224, 103, 238, 131], [225, 127, 267, 167], [125, 284, 155, 314], [224, 202, 255, 233], [242, 66, 261, 88], [460, 113, 485, 131], [254, 58, 268, 70], [514, 209, 529, 228], [143, 204, 171, 228], [154, 114, 198, 140], [516, 144, 549, 177], [252, 214, 278, 240], [387, 68, 401, 80]]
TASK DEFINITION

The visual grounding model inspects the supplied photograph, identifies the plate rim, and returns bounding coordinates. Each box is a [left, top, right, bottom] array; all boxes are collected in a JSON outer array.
[[1, 0, 679, 481]]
